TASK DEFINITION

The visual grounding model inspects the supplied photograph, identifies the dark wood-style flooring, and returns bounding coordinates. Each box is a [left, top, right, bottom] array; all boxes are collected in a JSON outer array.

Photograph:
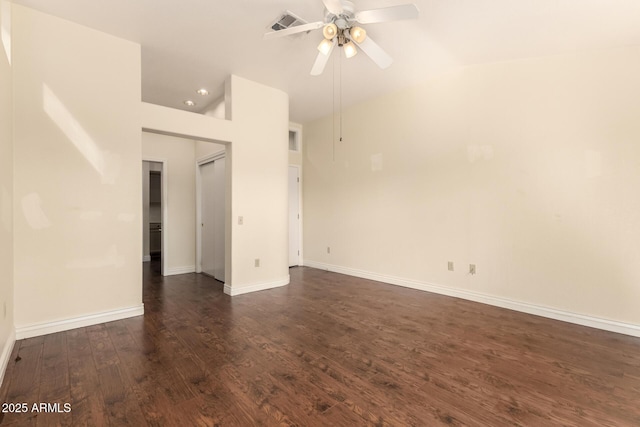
[[1, 262, 640, 426]]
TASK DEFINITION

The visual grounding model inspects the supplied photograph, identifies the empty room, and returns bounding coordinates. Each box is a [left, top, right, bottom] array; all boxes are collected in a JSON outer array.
[[1, 0, 639, 425]]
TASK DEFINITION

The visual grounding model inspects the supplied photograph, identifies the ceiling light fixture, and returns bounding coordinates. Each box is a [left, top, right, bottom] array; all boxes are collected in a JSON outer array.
[[184, 100, 196, 106], [196, 88, 209, 96], [317, 39, 333, 55], [326, 26, 362, 60], [343, 41, 357, 58], [322, 23, 337, 40], [349, 26, 366, 44]]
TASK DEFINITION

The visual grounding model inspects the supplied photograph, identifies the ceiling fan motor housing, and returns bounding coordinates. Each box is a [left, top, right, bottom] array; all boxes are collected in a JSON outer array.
[[326, 1, 355, 46], [325, 0, 355, 26]]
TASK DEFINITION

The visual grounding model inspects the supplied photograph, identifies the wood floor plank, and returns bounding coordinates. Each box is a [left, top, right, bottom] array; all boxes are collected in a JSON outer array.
[[66, 329, 108, 427], [35, 332, 72, 427], [1, 263, 640, 426], [126, 375, 184, 427], [97, 363, 148, 426], [2, 339, 43, 425], [0, 340, 20, 407], [85, 324, 119, 370]]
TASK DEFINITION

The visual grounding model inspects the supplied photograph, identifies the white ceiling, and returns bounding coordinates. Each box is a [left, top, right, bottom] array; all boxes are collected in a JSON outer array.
[[12, 0, 640, 123]]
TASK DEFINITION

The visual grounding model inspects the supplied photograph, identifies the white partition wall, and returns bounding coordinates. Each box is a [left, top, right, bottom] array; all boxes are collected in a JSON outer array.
[[12, 5, 143, 337], [0, 0, 15, 379], [226, 76, 290, 295]]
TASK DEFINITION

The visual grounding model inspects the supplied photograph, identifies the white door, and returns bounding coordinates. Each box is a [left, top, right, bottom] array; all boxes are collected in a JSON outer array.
[[212, 157, 225, 280], [201, 158, 225, 281], [288, 166, 300, 267]]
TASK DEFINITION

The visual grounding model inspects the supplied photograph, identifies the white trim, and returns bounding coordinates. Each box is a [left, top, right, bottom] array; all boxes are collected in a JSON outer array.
[[15, 305, 144, 340], [195, 159, 202, 273], [303, 261, 640, 338], [197, 150, 226, 166], [142, 255, 151, 262], [196, 150, 226, 274], [0, 329, 16, 388], [224, 276, 290, 296], [164, 265, 196, 276], [142, 156, 168, 277]]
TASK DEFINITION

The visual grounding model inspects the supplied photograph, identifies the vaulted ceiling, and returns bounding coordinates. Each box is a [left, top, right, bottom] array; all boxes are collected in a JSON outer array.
[[12, 0, 640, 123]]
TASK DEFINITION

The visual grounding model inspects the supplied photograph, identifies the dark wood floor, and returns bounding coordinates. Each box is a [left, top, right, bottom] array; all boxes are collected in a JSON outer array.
[[1, 263, 640, 426]]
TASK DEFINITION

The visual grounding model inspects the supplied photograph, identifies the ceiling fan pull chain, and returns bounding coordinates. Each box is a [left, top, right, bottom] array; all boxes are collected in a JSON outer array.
[[332, 48, 336, 162]]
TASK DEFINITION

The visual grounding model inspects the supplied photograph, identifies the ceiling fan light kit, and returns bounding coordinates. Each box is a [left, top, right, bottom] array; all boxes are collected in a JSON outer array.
[[343, 41, 358, 58], [264, 0, 419, 75], [349, 26, 367, 44], [323, 23, 338, 40], [318, 38, 334, 55]]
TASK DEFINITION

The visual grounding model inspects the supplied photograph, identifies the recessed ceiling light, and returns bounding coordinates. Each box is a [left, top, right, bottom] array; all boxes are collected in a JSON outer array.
[[184, 100, 196, 106], [196, 88, 209, 96]]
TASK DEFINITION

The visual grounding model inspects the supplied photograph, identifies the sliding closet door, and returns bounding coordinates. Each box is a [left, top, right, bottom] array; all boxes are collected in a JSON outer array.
[[200, 157, 225, 281], [212, 157, 225, 281]]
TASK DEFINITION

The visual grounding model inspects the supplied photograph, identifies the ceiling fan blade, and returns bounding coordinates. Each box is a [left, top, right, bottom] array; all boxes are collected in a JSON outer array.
[[310, 39, 336, 76], [354, 36, 393, 69], [322, 0, 344, 15], [355, 4, 419, 24], [263, 21, 324, 40]]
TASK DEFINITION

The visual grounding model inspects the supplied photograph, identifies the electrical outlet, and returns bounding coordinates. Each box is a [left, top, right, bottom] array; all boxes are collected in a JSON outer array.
[[327, 246, 331, 254], [255, 258, 260, 267], [469, 264, 476, 275], [448, 261, 454, 271], [238, 216, 244, 225]]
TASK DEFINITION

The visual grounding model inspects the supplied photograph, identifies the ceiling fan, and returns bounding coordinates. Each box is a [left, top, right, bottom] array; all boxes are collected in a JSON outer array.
[[264, 0, 419, 76]]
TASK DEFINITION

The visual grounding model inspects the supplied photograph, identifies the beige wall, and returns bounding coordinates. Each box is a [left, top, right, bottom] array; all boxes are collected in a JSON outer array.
[[142, 132, 197, 274], [0, 0, 15, 376], [227, 76, 290, 292], [303, 47, 640, 327], [12, 5, 142, 329], [288, 151, 302, 166], [195, 140, 225, 160]]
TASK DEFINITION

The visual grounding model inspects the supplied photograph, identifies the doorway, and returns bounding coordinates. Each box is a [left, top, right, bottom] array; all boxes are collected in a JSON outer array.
[[198, 154, 226, 282], [142, 159, 165, 276]]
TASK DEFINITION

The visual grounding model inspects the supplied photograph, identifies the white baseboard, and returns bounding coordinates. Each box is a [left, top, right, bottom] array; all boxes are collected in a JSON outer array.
[[0, 329, 16, 388], [164, 265, 196, 276], [303, 260, 640, 338], [143, 255, 151, 262], [15, 304, 144, 340], [224, 275, 290, 296]]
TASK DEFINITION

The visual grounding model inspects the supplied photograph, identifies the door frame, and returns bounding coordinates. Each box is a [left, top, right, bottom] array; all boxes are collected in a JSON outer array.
[[288, 164, 303, 267], [196, 150, 226, 274], [142, 157, 168, 277]]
